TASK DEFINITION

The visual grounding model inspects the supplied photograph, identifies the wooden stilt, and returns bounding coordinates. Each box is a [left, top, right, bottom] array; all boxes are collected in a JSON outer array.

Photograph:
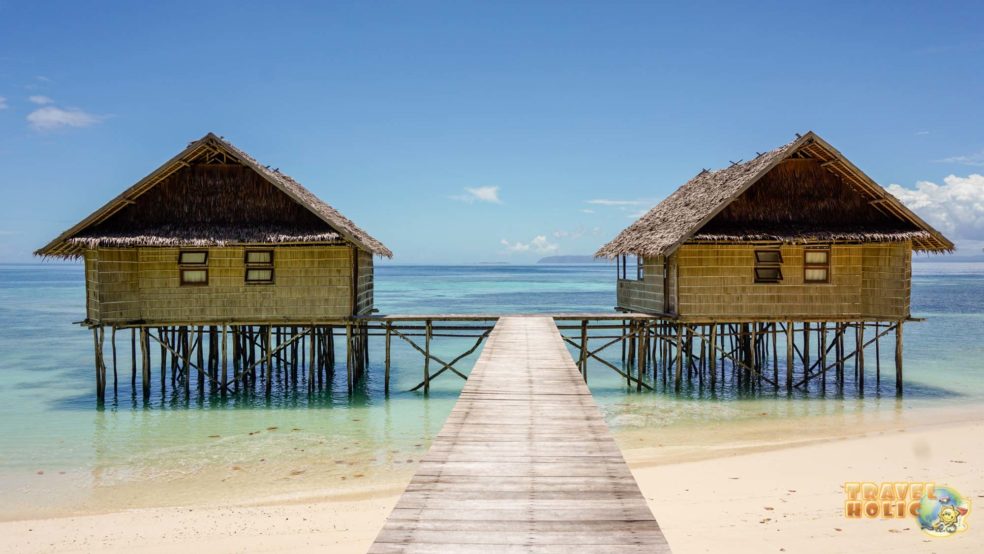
[[785, 321, 794, 392], [159, 327, 166, 392], [895, 321, 903, 394], [110, 326, 118, 397], [820, 322, 827, 394], [197, 326, 205, 393], [265, 326, 273, 396], [874, 322, 881, 389], [140, 327, 150, 399], [384, 322, 392, 393], [131, 328, 137, 389], [636, 322, 644, 391], [621, 319, 627, 365], [709, 324, 717, 388], [345, 324, 353, 393], [675, 325, 683, 390], [749, 324, 757, 389], [221, 325, 228, 395], [423, 319, 432, 393], [92, 327, 104, 402], [857, 322, 865, 391], [802, 322, 810, 392], [771, 323, 778, 388]]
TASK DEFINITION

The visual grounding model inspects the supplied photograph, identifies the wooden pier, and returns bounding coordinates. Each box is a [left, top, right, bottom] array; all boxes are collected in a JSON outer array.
[[369, 316, 670, 553]]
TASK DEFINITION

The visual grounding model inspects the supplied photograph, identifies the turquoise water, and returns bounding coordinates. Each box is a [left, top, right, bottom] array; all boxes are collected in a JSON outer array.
[[0, 263, 982, 518]]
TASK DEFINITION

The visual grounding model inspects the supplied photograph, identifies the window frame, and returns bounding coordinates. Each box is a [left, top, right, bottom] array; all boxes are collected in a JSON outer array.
[[753, 248, 783, 284], [637, 256, 645, 280], [178, 250, 209, 287], [803, 248, 831, 284], [244, 249, 275, 285]]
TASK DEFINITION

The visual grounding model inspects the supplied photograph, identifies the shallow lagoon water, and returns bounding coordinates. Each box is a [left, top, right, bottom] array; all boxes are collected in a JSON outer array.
[[0, 262, 982, 518]]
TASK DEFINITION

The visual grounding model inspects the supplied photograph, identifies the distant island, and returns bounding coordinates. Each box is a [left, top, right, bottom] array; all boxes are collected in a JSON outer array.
[[537, 255, 610, 264]]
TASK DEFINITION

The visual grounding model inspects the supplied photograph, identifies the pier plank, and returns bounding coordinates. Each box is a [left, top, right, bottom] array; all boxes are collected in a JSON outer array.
[[369, 316, 670, 553]]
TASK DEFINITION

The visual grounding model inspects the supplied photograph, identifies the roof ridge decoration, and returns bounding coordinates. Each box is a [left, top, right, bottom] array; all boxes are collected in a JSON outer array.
[[595, 131, 953, 258], [35, 133, 392, 258]]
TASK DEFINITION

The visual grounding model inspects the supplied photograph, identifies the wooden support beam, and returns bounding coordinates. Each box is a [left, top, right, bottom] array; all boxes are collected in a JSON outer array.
[[346, 323, 353, 394], [424, 319, 432, 393], [675, 325, 683, 390], [709, 324, 717, 388], [562, 336, 653, 391], [579, 320, 588, 381], [785, 321, 793, 392], [895, 321, 904, 394], [408, 331, 488, 392], [140, 327, 150, 399], [384, 322, 392, 394], [857, 322, 865, 391], [221, 325, 228, 396], [792, 323, 895, 388]]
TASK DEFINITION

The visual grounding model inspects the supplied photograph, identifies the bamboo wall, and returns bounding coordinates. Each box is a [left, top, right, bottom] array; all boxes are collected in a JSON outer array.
[[615, 242, 913, 321], [616, 256, 665, 314], [355, 249, 374, 315], [861, 242, 912, 319], [675, 243, 860, 320], [84, 245, 367, 324]]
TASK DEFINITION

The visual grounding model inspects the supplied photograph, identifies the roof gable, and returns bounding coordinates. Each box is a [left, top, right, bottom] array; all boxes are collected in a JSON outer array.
[[36, 133, 392, 258], [596, 132, 953, 257]]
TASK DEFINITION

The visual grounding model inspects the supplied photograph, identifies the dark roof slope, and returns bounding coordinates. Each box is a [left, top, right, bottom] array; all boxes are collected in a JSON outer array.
[[36, 133, 392, 258], [596, 132, 952, 257]]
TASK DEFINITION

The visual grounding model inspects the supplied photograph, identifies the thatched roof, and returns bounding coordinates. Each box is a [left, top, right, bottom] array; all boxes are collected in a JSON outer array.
[[596, 131, 953, 258], [36, 133, 392, 258]]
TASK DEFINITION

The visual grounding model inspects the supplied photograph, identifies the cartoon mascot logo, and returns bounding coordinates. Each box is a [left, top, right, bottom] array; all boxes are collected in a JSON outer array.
[[917, 486, 970, 537]]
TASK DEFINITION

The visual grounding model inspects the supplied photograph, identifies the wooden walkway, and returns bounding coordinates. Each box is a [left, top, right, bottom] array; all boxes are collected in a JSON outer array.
[[369, 316, 671, 553]]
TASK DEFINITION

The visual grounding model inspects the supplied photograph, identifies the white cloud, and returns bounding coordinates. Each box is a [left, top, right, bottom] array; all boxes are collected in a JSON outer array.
[[627, 209, 647, 219], [530, 235, 558, 253], [937, 150, 984, 167], [581, 208, 595, 214], [587, 199, 643, 206], [500, 239, 530, 252], [0, 96, 7, 110], [452, 185, 502, 204], [887, 174, 984, 248], [500, 235, 558, 254], [553, 227, 585, 240], [27, 106, 102, 130], [28, 95, 53, 105], [915, 131, 930, 136]]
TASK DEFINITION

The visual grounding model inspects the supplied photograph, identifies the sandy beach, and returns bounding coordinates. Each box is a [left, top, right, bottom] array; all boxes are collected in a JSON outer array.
[[3, 405, 981, 553]]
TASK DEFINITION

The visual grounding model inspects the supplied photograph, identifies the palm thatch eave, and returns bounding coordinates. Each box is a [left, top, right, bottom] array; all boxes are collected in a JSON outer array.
[[595, 131, 954, 259], [34, 133, 393, 259]]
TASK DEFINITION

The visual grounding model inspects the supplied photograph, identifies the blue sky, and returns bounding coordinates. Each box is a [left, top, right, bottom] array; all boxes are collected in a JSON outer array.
[[1, 1, 982, 263]]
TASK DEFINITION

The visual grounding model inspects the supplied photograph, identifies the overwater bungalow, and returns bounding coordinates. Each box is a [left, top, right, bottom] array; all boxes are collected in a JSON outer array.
[[596, 131, 953, 393], [36, 133, 391, 399]]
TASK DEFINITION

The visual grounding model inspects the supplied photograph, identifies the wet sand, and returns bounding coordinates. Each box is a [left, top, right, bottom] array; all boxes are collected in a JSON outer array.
[[2, 405, 982, 553]]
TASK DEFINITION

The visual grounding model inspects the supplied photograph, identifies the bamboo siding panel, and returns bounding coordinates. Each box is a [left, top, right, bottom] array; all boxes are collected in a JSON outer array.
[[675, 244, 864, 320], [861, 242, 911, 319], [85, 245, 355, 323], [616, 256, 664, 314], [370, 316, 670, 553], [93, 248, 140, 321], [84, 250, 100, 322], [356, 249, 374, 315]]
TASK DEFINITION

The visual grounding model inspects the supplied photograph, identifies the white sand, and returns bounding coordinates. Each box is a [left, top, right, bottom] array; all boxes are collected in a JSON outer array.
[[2, 409, 982, 553]]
